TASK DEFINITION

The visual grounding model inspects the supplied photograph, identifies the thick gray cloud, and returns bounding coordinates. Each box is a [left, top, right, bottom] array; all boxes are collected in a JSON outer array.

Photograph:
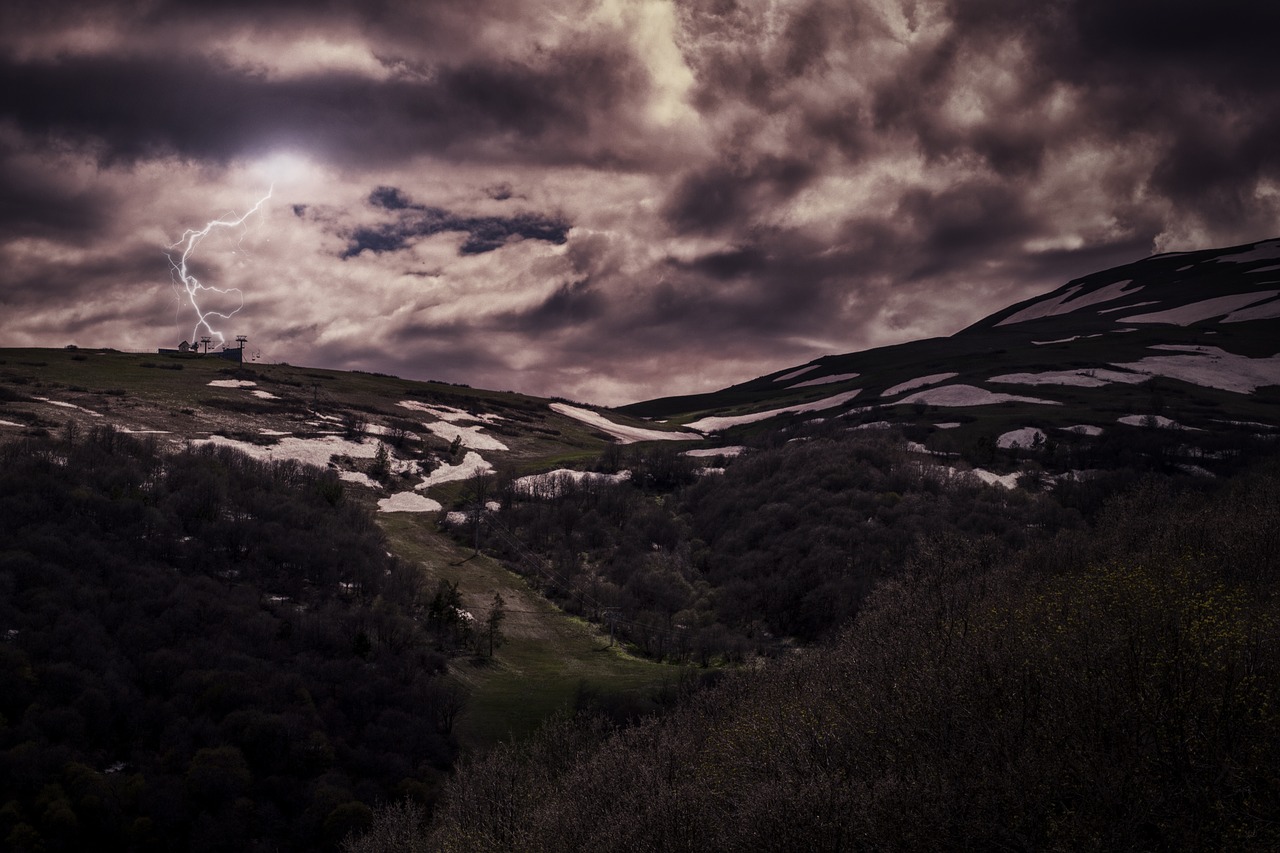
[[1, 0, 1278, 404]]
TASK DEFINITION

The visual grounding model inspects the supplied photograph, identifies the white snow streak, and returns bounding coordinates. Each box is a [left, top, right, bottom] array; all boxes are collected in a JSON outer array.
[[378, 492, 443, 513], [415, 451, 493, 490], [1222, 296, 1280, 323], [684, 390, 863, 432], [896, 385, 1061, 407], [551, 403, 701, 443], [997, 427, 1046, 449], [790, 372, 860, 388], [1117, 415, 1199, 430], [420, 421, 509, 452], [774, 365, 819, 383], [1110, 347, 1280, 394], [684, 446, 747, 457], [881, 372, 959, 397], [34, 397, 103, 417], [988, 368, 1148, 388], [997, 279, 1141, 326], [1118, 291, 1279, 325]]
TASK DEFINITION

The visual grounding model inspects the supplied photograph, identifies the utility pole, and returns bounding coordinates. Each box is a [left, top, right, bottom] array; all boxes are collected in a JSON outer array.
[[603, 608, 619, 647]]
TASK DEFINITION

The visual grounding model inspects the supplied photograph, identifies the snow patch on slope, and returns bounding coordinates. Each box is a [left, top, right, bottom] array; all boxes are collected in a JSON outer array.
[[774, 365, 819, 383], [34, 397, 103, 417], [1118, 291, 1279, 325], [416, 451, 493, 490], [896, 385, 1061, 407], [996, 279, 1141, 326], [378, 492, 443, 513], [196, 434, 375, 467], [1110, 347, 1280, 394], [1222, 296, 1280, 323], [997, 427, 1046, 449], [790, 372, 860, 388], [881, 372, 959, 397], [1216, 239, 1280, 264], [988, 368, 1148, 388], [684, 390, 863, 432], [513, 469, 631, 495], [420, 421, 509, 452], [397, 400, 503, 424], [551, 403, 701, 443], [1117, 415, 1199, 430]]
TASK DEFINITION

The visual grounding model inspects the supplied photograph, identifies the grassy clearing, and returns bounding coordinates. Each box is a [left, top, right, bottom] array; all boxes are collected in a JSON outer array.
[[376, 513, 677, 750]]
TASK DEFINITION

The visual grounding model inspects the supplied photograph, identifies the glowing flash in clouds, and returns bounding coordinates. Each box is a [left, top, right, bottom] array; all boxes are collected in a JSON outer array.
[[166, 187, 272, 346]]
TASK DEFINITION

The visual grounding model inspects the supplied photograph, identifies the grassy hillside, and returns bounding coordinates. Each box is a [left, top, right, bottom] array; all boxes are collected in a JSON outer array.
[[0, 347, 686, 749]]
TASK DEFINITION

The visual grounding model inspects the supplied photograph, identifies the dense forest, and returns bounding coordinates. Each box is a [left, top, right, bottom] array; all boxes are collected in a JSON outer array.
[[4, 412, 1278, 852], [422, 460, 1280, 851], [460, 425, 1185, 663], [0, 426, 459, 852]]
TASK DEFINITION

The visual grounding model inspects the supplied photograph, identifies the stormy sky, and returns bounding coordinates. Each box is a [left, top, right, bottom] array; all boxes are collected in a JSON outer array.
[[2, 1, 1278, 405]]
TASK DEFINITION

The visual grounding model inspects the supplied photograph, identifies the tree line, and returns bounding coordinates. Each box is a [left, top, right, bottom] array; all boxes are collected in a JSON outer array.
[[0, 426, 457, 852], [419, 456, 1280, 851]]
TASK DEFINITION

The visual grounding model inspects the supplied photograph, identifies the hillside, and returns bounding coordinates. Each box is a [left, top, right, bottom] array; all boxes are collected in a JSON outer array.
[[623, 237, 1280, 470], [4, 238, 1280, 851], [0, 351, 688, 751]]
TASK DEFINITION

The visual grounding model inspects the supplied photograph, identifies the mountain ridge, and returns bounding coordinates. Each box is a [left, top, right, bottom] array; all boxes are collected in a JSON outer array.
[[621, 236, 1280, 454]]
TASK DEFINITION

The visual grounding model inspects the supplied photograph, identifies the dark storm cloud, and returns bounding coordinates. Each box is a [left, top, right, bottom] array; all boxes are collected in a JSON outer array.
[[342, 186, 568, 258], [5, 0, 1280, 405], [940, 0, 1280, 223], [662, 155, 817, 235], [0, 154, 112, 240], [0, 46, 650, 168]]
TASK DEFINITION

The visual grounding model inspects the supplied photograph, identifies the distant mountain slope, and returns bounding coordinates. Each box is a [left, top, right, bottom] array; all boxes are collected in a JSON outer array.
[[622, 237, 1280, 455]]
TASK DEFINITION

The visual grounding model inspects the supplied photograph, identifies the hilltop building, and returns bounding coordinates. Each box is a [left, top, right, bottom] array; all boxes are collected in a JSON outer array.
[[158, 336, 246, 363]]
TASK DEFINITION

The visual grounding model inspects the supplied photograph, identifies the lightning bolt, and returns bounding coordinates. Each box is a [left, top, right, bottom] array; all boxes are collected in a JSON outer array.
[[166, 187, 272, 347]]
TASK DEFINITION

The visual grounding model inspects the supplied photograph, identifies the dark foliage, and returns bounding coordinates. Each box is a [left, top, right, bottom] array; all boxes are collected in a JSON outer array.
[[465, 434, 1079, 661], [0, 427, 454, 852], [427, 461, 1280, 851]]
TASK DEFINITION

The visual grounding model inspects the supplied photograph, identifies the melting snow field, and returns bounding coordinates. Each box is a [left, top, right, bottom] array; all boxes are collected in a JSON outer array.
[[0, 419, 22, 427], [684, 390, 863, 432], [378, 492, 443, 513], [774, 365, 819, 383], [789, 372, 860, 388], [1062, 424, 1104, 436], [997, 279, 1141, 326], [250, 390, 280, 400], [1117, 415, 1198, 430], [1110, 347, 1280, 394], [881, 373, 959, 397], [1217, 239, 1280, 264], [195, 434, 380, 467], [896, 385, 1061, 407], [988, 368, 1148, 388], [1118, 291, 1279, 325], [421, 421, 509, 451], [338, 470, 382, 489], [1222, 296, 1280, 323], [416, 451, 493, 490], [684, 446, 747, 457], [997, 427, 1046, 449], [973, 469, 1021, 489], [513, 469, 631, 495], [207, 380, 256, 388], [1097, 300, 1159, 314], [397, 400, 504, 424], [551, 403, 701, 443], [35, 397, 103, 417]]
